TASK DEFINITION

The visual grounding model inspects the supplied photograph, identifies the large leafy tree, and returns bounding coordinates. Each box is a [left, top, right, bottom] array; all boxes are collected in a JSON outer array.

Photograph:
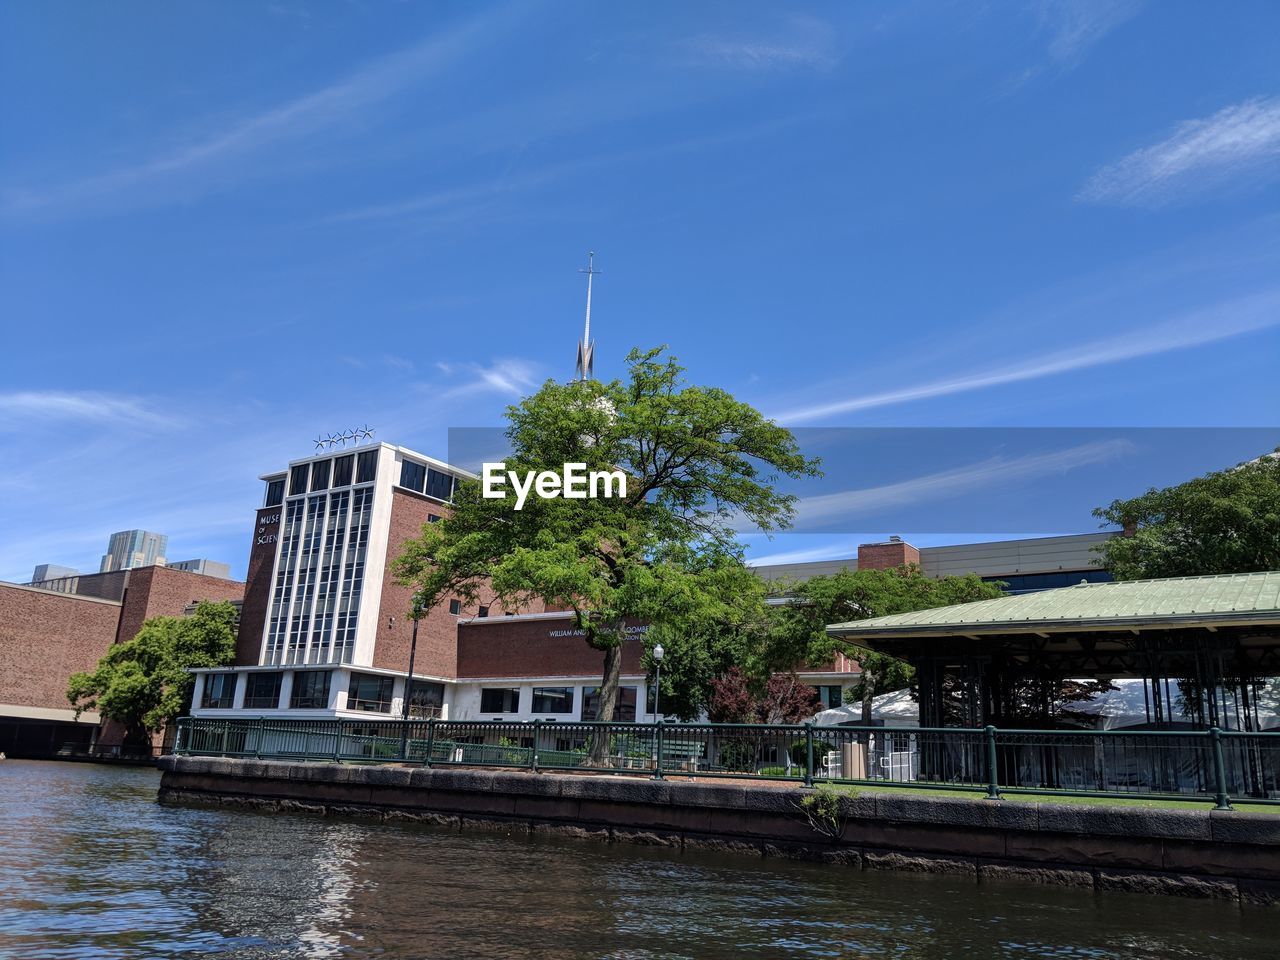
[[1093, 453, 1280, 580], [395, 347, 819, 757], [762, 566, 1004, 722], [67, 600, 238, 743]]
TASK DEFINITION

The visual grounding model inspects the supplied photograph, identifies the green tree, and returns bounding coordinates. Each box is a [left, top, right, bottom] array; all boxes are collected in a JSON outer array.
[[1093, 453, 1280, 580], [67, 600, 239, 743], [395, 347, 819, 759], [763, 566, 1004, 722]]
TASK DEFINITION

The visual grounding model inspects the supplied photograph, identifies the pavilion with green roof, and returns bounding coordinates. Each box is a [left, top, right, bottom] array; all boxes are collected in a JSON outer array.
[[827, 571, 1280, 730]]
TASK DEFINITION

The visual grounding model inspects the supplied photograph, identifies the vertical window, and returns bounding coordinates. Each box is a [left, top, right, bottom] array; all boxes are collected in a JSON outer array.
[[425, 469, 452, 500], [289, 670, 333, 709], [288, 464, 309, 497], [264, 478, 285, 508], [201, 673, 237, 709], [356, 450, 378, 484], [243, 672, 283, 710], [347, 673, 395, 713], [400, 460, 426, 493], [480, 688, 521, 713], [310, 459, 332, 491], [448, 599, 461, 615], [332, 454, 354, 487], [532, 687, 574, 714], [266, 499, 306, 665], [478, 605, 489, 618]]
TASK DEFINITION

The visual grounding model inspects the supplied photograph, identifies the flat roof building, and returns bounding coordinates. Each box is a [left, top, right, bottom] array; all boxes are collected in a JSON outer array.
[[167, 558, 232, 580], [31, 563, 78, 583]]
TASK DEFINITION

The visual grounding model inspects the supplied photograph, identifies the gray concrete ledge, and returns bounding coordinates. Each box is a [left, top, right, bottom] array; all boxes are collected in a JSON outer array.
[[156, 756, 1279, 905]]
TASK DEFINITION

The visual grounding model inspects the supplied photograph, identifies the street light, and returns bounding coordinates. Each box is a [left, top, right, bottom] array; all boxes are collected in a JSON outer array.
[[652, 643, 665, 722], [402, 600, 423, 721]]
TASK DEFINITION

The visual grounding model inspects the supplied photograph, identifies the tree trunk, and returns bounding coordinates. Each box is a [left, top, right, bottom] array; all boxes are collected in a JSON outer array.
[[860, 667, 876, 725], [587, 641, 623, 766]]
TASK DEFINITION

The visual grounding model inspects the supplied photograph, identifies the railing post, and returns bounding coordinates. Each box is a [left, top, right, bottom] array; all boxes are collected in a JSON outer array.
[[255, 717, 264, 759], [532, 719, 542, 772], [984, 725, 1001, 800], [653, 720, 665, 780], [174, 718, 187, 755], [803, 722, 816, 788], [1210, 727, 1233, 811], [424, 717, 436, 767], [221, 720, 230, 757], [333, 721, 343, 763]]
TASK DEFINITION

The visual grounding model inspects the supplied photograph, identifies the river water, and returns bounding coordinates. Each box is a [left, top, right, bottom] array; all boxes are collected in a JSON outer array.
[[1, 761, 1277, 959]]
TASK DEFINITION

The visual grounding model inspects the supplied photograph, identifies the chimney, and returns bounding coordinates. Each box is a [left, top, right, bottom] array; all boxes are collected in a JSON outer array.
[[857, 537, 920, 571]]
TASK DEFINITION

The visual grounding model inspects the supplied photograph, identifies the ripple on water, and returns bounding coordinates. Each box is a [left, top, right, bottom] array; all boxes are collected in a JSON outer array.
[[1, 760, 1278, 959]]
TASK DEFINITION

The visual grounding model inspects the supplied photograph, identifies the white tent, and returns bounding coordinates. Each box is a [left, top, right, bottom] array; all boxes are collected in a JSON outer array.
[[811, 688, 919, 727], [1061, 678, 1280, 731]]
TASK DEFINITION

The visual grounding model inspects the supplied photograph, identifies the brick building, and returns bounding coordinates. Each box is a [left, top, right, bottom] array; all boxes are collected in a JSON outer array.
[[0, 566, 244, 757], [188, 440, 1111, 727]]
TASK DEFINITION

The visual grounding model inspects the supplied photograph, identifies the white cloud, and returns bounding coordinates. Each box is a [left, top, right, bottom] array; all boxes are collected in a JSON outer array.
[[2, 13, 505, 216], [684, 16, 836, 71], [1079, 97, 1280, 206], [1041, 0, 1143, 66], [772, 290, 1280, 424], [434, 359, 540, 402], [792, 440, 1133, 527], [0, 391, 183, 430]]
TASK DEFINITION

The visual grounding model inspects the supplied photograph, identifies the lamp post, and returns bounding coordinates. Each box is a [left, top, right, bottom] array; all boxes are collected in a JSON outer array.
[[402, 601, 423, 721], [652, 643, 665, 722]]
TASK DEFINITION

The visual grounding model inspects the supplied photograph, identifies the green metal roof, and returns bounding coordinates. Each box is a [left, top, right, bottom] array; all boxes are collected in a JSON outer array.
[[827, 570, 1280, 639]]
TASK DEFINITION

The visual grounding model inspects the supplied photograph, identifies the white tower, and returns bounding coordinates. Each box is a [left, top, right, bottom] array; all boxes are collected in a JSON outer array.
[[575, 251, 600, 381]]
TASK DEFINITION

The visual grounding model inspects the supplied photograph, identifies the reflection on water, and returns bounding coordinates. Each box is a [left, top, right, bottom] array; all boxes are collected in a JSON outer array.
[[1, 760, 1277, 959]]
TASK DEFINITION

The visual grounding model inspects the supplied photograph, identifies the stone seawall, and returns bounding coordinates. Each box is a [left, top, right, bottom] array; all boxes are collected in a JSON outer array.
[[157, 756, 1280, 904]]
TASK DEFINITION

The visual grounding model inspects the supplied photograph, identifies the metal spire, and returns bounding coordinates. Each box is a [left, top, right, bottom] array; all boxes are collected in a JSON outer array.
[[575, 251, 600, 380]]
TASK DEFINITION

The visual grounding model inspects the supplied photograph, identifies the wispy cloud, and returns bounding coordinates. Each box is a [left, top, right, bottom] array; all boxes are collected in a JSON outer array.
[[433, 359, 540, 402], [682, 15, 837, 71], [792, 440, 1133, 527], [0, 391, 184, 430], [772, 290, 1280, 424], [1040, 0, 1143, 66], [1079, 97, 1280, 206], [3, 13, 504, 217]]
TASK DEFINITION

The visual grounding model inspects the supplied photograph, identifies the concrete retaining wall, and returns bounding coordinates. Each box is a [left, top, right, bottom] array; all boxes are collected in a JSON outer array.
[[157, 756, 1280, 904]]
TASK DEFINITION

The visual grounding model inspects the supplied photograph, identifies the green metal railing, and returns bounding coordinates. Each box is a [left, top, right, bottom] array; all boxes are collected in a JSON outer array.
[[171, 716, 1280, 807]]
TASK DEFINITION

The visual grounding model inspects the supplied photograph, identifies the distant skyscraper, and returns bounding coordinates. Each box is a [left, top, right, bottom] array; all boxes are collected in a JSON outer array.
[[99, 530, 168, 573], [31, 563, 79, 584]]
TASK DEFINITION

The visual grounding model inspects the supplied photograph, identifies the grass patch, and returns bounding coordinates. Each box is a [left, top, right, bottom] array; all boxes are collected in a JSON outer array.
[[817, 781, 1280, 813]]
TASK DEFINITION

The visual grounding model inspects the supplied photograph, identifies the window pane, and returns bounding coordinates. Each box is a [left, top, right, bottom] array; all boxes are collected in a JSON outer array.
[[400, 460, 426, 493], [332, 455, 354, 487], [310, 459, 332, 491], [265, 479, 285, 508], [480, 688, 520, 713], [425, 469, 452, 500], [408, 681, 444, 719], [288, 464, 309, 497], [448, 599, 460, 615], [581, 686, 637, 721], [532, 687, 574, 714], [289, 670, 332, 709], [201, 673, 236, 709], [244, 672, 282, 709], [478, 605, 489, 618], [356, 450, 378, 484], [348, 672, 394, 713]]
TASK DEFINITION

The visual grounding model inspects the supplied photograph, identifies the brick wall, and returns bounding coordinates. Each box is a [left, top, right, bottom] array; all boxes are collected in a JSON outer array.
[[856, 539, 920, 571], [116, 565, 246, 646], [371, 489, 548, 678], [0, 584, 121, 716], [235, 506, 282, 664], [458, 616, 648, 679]]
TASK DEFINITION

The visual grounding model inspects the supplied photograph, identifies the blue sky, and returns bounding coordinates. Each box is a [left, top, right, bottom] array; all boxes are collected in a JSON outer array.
[[2, 1, 1279, 582]]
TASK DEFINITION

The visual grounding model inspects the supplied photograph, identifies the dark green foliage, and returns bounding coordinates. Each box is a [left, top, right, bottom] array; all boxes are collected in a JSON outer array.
[[1094, 453, 1280, 579]]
